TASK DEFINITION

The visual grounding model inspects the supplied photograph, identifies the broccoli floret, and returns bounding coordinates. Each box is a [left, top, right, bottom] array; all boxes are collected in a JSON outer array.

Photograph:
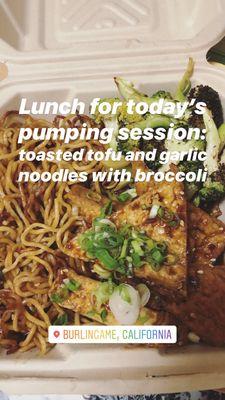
[[193, 163, 225, 209], [140, 138, 165, 171], [151, 90, 173, 100], [93, 98, 120, 151], [163, 122, 205, 172], [117, 137, 140, 154], [175, 57, 194, 101], [93, 97, 120, 124], [117, 103, 144, 125], [93, 98, 144, 151], [114, 77, 173, 105], [211, 163, 225, 186], [221, 150, 225, 164], [193, 181, 225, 210], [203, 109, 221, 175], [219, 123, 225, 153], [179, 159, 204, 173], [114, 77, 149, 102], [94, 97, 143, 126], [179, 160, 204, 199], [188, 85, 223, 128]]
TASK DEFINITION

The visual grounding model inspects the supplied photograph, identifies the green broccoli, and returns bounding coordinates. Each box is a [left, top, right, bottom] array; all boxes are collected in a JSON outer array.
[[114, 78, 173, 105], [193, 181, 225, 210], [114, 75, 193, 121], [179, 159, 204, 199], [162, 122, 205, 173], [219, 123, 225, 153], [211, 163, 225, 186], [165, 136, 205, 154], [151, 90, 173, 100], [127, 114, 175, 131], [93, 97, 143, 125], [93, 97, 144, 151], [117, 103, 144, 125], [221, 150, 225, 164], [193, 163, 225, 209], [114, 77, 150, 102], [174, 57, 194, 101], [188, 85, 223, 129], [140, 140, 164, 171], [117, 137, 140, 154], [93, 97, 121, 124], [203, 109, 221, 175]]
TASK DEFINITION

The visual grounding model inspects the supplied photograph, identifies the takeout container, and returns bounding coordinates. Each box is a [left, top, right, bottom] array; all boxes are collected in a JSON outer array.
[[0, 0, 225, 395]]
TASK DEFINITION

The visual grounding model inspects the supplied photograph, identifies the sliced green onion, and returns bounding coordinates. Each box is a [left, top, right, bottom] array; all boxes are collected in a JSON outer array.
[[117, 188, 137, 202], [119, 238, 128, 259], [146, 238, 155, 249], [136, 284, 151, 307], [94, 280, 115, 307], [149, 204, 160, 219], [95, 218, 116, 230], [151, 248, 165, 264], [50, 293, 64, 304], [165, 253, 178, 265], [100, 309, 108, 322], [95, 248, 119, 270], [100, 201, 113, 217], [117, 284, 131, 304], [168, 219, 179, 227], [157, 206, 180, 227], [93, 263, 112, 279], [117, 192, 131, 202], [131, 252, 142, 267], [131, 240, 144, 256], [53, 313, 68, 325], [157, 206, 165, 218], [87, 191, 102, 202], [137, 310, 151, 324], [86, 311, 99, 319], [64, 279, 81, 292]]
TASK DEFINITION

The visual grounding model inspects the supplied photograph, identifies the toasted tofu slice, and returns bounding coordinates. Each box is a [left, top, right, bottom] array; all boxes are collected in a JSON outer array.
[[66, 185, 107, 225], [188, 204, 225, 266], [67, 171, 187, 296], [167, 264, 225, 346], [111, 178, 187, 295], [51, 270, 163, 325], [132, 160, 151, 196], [132, 161, 225, 266]]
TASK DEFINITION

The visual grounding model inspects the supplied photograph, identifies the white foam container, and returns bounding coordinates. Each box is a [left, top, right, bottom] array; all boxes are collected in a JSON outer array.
[[0, 0, 225, 395]]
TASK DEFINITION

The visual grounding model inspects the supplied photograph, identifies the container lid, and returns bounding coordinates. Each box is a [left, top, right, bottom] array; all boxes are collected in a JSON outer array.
[[0, 0, 225, 82]]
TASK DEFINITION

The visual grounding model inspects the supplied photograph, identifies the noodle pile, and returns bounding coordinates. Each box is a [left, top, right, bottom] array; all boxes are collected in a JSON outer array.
[[0, 111, 123, 354]]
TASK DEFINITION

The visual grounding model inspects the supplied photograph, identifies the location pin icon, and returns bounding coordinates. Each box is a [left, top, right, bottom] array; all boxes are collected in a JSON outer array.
[[54, 330, 60, 338]]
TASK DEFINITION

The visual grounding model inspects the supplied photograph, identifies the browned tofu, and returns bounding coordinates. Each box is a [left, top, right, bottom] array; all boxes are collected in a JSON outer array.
[[51, 270, 163, 326], [132, 161, 225, 266], [66, 185, 106, 225], [66, 163, 225, 299], [111, 178, 187, 295], [188, 204, 225, 266], [167, 264, 225, 346], [67, 173, 187, 296], [132, 160, 152, 196]]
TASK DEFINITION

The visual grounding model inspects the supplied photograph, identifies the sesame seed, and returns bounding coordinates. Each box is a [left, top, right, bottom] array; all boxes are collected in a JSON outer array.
[[188, 332, 200, 343]]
